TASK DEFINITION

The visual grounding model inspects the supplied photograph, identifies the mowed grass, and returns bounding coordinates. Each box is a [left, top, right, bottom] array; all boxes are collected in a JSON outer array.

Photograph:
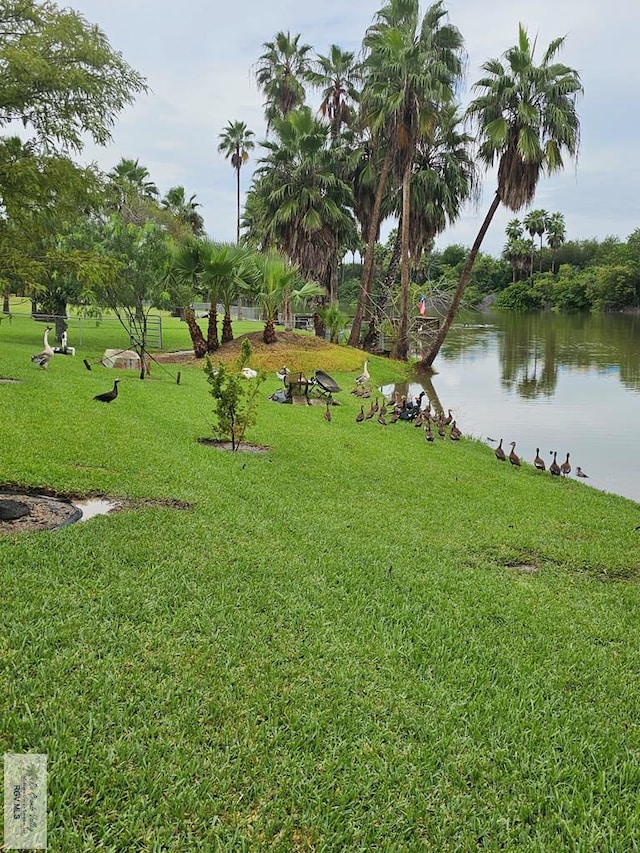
[[2, 312, 640, 851]]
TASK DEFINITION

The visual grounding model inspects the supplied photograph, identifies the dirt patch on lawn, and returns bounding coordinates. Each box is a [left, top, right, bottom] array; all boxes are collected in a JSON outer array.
[[197, 437, 270, 453]]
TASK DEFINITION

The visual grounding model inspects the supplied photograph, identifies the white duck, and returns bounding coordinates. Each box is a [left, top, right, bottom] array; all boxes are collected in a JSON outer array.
[[31, 326, 54, 369], [240, 367, 258, 379], [354, 359, 370, 386]]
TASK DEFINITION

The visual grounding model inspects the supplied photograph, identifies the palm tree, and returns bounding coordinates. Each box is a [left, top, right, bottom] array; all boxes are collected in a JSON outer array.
[[546, 211, 566, 273], [421, 24, 582, 369], [245, 107, 355, 318], [523, 208, 547, 278], [254, 32, 314, 128], [214, 244, 254, 343], [107, 158, 159, 225], [349, 0, 465, 359], [505, 217, 523, 243], [371, 105, 476, 339], [311, 45, 361, 141], [217, 121, 255, 244], [503, 237, 531, 282], [161, 186, 204, 236], [243, 250, 322, 344], [165, 237, 211, 356]]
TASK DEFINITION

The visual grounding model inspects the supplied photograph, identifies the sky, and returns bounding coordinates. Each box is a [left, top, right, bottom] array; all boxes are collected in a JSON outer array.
[[66, 0, 639, 258]]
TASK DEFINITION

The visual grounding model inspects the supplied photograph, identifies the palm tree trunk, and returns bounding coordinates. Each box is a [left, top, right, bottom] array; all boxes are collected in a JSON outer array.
[[539, 235, 543, 272], [2, 291, 9, 314], [263, 319, 277, 344], [183, 307, 207, 357], [236, 165, 241, 245], [419, 192, 501, 370], [206, 303, 219, 353], [394, 164, 412, 361], [221, 311, 233, 344], [348, 147, 393, 347]]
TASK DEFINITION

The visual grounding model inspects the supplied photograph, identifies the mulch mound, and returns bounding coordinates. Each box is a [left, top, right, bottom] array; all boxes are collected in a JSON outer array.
[[154, 331, 362, 374]]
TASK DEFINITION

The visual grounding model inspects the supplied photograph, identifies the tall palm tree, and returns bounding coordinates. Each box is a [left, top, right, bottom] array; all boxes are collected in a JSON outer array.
[[505, 217, 523, 243], [523, 208, 547, 278], [217, 121, 255, 244], [349, 0, 465, 358], [161, 186, 204, 236], [245, 107, 355, 316], [254, 32, 314, 128], [107, 157, 159, 225], [311, 45, 361, 141], [422, 24, 582, 369], [546, 211, 566, 273], [371, 105, 476, 339], [502, 237, 531, 282]]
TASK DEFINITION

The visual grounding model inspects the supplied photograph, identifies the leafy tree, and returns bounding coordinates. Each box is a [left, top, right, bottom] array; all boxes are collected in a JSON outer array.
[[204, 339, 266, 451], [217, 120, 255, 244], [0, 136, 109, 324], [588, 265, 638, 311], [94, 218, 172, 377], [422, 24, 582, 368], [551, 266, 591, 311], [0, 0, 146, 152]]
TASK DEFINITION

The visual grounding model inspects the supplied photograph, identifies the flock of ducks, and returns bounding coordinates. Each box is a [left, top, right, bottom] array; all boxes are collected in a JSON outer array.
[[492, 440, 588, 478], [332, 359, 593, 481]]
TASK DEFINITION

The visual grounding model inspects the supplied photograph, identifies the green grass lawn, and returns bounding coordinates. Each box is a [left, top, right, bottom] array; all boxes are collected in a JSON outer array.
[[2, 311, 640, 851]]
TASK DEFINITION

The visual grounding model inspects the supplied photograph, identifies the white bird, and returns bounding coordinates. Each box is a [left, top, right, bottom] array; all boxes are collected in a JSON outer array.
[[53, 330, 75, 356], [354, 359, 370, 386], [240, 367, 258, 379], [31, 326, 54, 369], [276, 365, 290, 383]]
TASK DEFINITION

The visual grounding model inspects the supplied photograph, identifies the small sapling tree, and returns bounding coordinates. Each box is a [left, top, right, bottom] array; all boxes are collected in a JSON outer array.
[[204, 339, 266, 450]]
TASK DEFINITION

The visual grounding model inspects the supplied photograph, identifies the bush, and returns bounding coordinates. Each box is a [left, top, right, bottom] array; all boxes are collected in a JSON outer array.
[[203, 339, 266, 450]]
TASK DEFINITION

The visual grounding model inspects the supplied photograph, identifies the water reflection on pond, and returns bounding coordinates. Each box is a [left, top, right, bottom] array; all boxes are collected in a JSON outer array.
[[389, 311, 640, 504]]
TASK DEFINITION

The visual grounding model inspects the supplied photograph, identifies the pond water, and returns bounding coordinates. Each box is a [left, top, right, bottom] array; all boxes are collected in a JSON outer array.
[[385, 312, 640, 504]]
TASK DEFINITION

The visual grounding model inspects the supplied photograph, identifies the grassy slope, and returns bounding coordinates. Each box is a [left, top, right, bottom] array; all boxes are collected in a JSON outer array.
[[2, 312, 640, 851]]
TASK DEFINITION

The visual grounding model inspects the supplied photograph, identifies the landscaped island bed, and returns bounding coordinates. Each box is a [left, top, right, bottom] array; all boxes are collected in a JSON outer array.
[[2, 315, 639, 850]]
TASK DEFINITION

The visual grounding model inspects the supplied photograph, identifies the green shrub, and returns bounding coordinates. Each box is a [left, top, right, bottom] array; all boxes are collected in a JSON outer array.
[[203, 339, 266, 449]]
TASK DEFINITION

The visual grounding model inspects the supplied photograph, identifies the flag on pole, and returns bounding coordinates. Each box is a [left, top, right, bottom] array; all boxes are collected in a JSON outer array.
[[419, 295, 426, 316]]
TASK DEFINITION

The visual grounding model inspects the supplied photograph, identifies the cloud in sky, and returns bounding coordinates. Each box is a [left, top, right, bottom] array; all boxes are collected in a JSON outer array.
[[70, 0, 639, 256]]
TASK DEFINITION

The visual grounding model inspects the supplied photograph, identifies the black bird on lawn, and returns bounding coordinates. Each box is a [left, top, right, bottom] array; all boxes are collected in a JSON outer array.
[[94, 378, 120, 403]]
